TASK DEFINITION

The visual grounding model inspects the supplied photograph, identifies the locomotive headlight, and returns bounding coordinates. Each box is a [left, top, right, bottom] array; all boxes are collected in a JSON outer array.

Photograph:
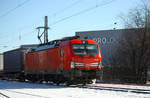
[[75, 62, 84, 66], [90, 62, 102, 68], [90, 62, 99, 66], [70, 62, 84, 68], [70, 62, 75, 68]]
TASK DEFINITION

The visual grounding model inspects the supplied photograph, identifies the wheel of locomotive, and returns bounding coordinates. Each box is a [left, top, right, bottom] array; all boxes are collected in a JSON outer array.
[[52, 74, 61, 85], [64, 81, 72, 86], [18, 76, 26, 82]]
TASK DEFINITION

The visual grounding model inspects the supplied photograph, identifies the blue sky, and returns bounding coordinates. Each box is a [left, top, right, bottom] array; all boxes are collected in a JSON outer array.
[[0, 0, 144, 53]]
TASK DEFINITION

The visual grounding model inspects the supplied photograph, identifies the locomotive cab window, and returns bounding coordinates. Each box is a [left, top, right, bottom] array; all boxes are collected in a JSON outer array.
[[72, 44, 99, 55]]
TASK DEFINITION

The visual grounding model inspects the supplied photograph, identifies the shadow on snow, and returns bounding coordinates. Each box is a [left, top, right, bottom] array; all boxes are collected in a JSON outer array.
[[0, 80, 68, 89]]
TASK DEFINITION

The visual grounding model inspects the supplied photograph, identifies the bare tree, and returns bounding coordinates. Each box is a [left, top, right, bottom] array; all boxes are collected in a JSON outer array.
[[113, 1, 150, 84]]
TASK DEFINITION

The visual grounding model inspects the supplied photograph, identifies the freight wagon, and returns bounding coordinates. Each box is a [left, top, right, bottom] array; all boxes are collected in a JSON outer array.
[[0, 45, 37, 79]]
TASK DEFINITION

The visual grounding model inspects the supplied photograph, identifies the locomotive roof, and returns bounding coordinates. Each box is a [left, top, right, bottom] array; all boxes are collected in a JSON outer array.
[[27, 36, 98, 53]]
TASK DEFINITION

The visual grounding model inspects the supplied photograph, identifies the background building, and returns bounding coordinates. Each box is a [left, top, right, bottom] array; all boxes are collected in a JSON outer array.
[[76, 28, 150, 83], [76, 29, 124, 66]]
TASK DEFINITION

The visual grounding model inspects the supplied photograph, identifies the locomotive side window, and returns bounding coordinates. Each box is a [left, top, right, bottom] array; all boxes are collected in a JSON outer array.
[[60, 48, 63, 56], [72, 44, 99, 55]]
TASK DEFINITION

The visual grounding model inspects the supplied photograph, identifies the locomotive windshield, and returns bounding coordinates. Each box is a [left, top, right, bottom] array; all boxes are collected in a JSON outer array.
[[72, 44, 99, 55]]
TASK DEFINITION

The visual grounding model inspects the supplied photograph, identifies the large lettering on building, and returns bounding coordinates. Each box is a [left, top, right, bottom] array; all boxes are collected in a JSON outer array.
[[92, 37, 114, 44]]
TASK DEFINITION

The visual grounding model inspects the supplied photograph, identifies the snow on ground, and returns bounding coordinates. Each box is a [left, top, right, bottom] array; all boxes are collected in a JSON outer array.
[[0, 80, 150, 98]]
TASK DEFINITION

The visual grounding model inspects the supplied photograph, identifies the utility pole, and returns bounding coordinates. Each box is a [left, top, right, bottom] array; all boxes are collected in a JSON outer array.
[[36, 16, 49, 44], [45, 16, 49, 44]]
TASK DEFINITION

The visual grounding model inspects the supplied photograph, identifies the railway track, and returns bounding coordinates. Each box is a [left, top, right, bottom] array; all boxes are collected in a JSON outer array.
[[0, 92, 10, 98], [77, 84, 150, 94]]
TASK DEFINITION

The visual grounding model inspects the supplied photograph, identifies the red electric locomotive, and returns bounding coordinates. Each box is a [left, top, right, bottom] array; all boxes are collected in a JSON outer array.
[[24, 36, 102, 85]]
